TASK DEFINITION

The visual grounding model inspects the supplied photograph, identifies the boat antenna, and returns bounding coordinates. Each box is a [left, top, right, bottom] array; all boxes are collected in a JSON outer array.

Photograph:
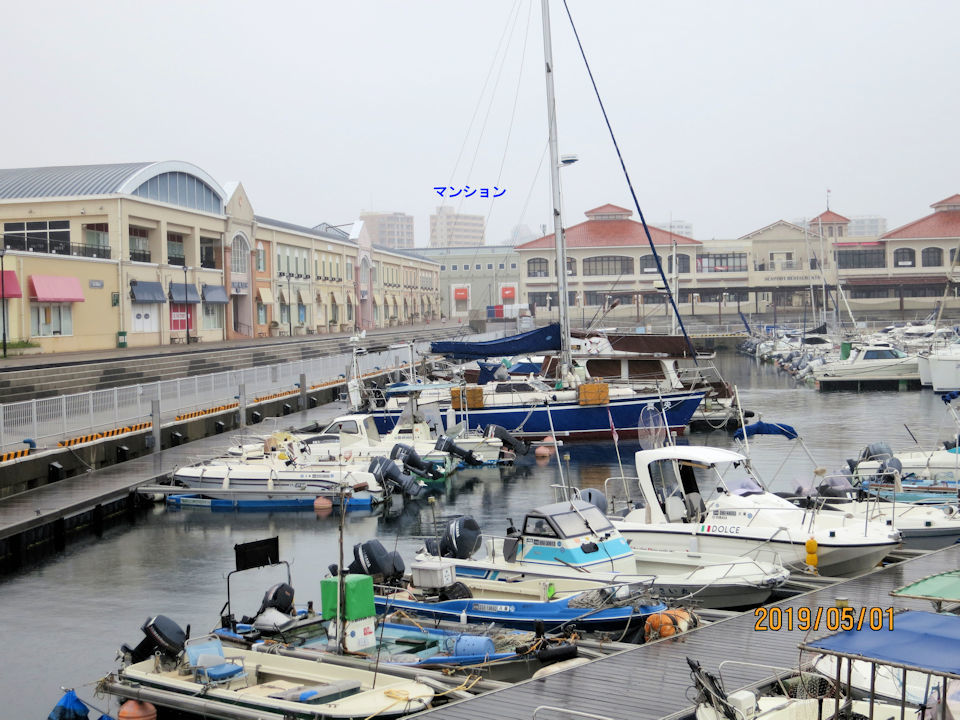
[[560, 0, 698, 364], [541, 0, 572, 378]]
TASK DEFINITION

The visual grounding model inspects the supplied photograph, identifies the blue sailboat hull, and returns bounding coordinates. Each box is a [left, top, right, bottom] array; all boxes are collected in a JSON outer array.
[[373, 390, 705, 439]]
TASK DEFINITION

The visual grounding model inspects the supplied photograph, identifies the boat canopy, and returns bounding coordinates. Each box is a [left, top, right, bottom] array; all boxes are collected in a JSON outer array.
[[431, 323, 561, 360], [733, 421, 798, 442], [523, 498, 613, 539], [801, 610, 960, 677], [891, 570, 960, 604], [635, 446, 746, 467]]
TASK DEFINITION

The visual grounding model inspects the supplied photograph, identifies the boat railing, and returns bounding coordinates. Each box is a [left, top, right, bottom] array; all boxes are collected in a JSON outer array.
[[532, 707, 616, 720], [713, 660, 833, 706]]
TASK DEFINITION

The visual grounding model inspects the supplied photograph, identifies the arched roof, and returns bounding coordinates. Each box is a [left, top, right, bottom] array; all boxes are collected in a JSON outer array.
[[0, 160, 226, 213]]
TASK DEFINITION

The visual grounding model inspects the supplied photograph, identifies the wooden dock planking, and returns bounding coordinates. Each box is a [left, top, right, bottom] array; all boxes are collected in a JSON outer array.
[[410, 544, 957, 720]]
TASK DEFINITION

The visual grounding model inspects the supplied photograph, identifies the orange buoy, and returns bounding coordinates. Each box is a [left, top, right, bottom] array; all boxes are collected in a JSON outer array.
[[118, 700, 157, 720], [534, 437, 556, 457], [314, 496, 333, 517]]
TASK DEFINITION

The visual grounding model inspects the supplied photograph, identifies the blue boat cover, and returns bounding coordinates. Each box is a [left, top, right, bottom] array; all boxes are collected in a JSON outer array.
[[942, 391, 960, 404], [47, 690, 89, 720], [431, 323, 561, 360], [733, 421, 798, 441], [803, 610, 960, 677]]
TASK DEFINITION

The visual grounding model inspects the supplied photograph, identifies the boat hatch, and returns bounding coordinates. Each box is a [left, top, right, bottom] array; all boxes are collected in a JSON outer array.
[[523, 504, 613, 540]]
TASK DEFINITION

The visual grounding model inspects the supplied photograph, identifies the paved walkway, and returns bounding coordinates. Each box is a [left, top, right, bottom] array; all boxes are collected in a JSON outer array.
[[0, 400, 351, 541], [0, 321, 468, 370]]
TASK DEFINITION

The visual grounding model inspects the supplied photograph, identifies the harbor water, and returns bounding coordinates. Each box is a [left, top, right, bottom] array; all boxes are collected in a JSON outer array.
[[4, 351, 957, 718]]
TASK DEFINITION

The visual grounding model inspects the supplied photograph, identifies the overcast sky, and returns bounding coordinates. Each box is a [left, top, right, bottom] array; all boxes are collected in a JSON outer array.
[[2, 1, 958, 245]]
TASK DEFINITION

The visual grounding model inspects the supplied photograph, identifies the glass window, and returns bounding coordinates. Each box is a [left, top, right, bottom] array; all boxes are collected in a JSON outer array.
[[323, 420, 359, 434], [83, 223, 109, 247], [523, 515, 558, 538], [440, 265, 446, 271], [280, 303, 290, 323], [202, 303, 224, 329], [836, 248, 886, 269], [231, 235, 250, 273], [668, 254, 690, 274], [527, 258, 550, 277], [452, 265, 458, 271], [528, 292, 551, 306], [510, 263, 517, 269], [298, 303, 307, 324], [566, 258, 576, 276], [487, 263, 493, 270], [551, 507, 613, 538], [583, 255, 634, 276], [639, 254, 660, 273], [257, 301, 267, 324], [922, 247, 943, 267], [30, 303, 73, 336], [893, 248, 915, 267], [131, 171, 223, 213], [697, 253, 747, 273], [256, 242, 266, 271], [499, 263, 505, 270]]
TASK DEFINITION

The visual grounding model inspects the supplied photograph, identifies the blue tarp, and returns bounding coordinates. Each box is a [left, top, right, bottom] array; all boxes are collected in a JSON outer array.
[[803, 610, 960, 677], [47, 690, 88, 720], [431, 323, 561, 360], [943, 391, 960, 405], [733, 421, 798, 441]]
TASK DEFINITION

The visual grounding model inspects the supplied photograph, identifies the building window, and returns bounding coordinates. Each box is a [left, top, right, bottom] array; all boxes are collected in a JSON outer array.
[[256, 242, 266, 271], [836, 248, 886, 269], [202, 303, 224, 329], [642, 293, 666, 305], [583, 255, 634, 276], [167, 232, 185, 266], [231, 235, 250, 274], [566, 258, 576, 276], [893, 248, 916, 267], [487, 263, 493, 270], [83, 223, 109, 247], [527, 258, 550, 277], [902, 285, 943, 297], [499, 263, 505, 270], [130, 170, 223, 213], [584, 291, 635, 306], [922, 247, 943, 267], [130, 227, 151, 262], [4, 220, 70, 254], [639, 255, 661, 273], [668, 254, 690, 274], [697, 253, 747, 273], [850, 288, 890, 299], [298, 303, 307, 324], [510, 263, 517, 269], [280, 303, 290, 324], [257, 301, 267, 325], [440, 265, 446, 271], [528, 291, 552, 306], [30, 303, 73, 336]]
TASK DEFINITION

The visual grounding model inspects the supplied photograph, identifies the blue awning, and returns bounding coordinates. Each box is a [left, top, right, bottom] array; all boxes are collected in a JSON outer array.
[[168, 282, 201, 304], [129, 280, 167, 304], [801, 610, 960, 677], [202, 284, 229, 304]]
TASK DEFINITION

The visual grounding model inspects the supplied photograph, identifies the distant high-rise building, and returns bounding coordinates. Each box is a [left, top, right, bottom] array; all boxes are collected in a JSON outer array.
[[847, 215, 888, 237], [429, 206, 485, 247], [652, 219, 694, 238], [358, 211, 415, 249], [508, 223, 535, 246]]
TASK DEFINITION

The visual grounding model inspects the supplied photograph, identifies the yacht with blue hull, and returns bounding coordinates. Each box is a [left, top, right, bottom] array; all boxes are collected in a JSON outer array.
[[371, 382, 705, 439]]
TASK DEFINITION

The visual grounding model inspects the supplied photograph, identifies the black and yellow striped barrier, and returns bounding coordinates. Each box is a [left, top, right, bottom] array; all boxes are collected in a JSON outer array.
[[175, 402, 240, 422], [58, 433, 104, 448], [1, 448, 30, 463], [128, 422, 152, 432], [253, 389, 300, 403]]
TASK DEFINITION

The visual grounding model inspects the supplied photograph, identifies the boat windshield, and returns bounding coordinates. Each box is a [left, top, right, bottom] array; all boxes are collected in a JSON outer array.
[[363, 417, 381, 443], [321, 419, 360, 435], [725, 474, 765, 496], [550, 505, 614, 538], [648, 459, 684, 504]]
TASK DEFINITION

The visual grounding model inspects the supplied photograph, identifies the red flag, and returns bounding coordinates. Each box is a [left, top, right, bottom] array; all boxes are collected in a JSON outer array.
[[607, 406, 619, 443]]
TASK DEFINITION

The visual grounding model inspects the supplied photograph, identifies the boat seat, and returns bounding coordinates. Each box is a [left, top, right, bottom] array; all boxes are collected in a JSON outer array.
[[268, 679, 362, 704], [184, 634, 247, 686], [684, 492, 706, 523], [664, 496, 687, 523]]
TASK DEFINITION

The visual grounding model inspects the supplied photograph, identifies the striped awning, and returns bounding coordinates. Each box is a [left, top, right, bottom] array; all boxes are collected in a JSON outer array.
[[257, 286, 274, 304], [29, 275, 85, 302]]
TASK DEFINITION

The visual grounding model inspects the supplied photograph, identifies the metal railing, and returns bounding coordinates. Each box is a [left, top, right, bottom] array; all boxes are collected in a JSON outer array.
[[0, 331, 497, 454]]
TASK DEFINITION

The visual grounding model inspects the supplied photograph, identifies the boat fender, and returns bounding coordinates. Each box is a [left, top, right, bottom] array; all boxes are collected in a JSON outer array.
[[118, 700, 157, 720], [450, 634, 495, 657], [537, 642, 579, 664]]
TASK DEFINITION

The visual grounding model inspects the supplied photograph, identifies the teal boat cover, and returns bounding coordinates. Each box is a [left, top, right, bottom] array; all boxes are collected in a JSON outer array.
[[802, 610, 960, 676]]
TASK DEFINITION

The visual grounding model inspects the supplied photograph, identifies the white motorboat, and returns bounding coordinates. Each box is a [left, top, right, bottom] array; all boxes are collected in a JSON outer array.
[[611, 446, 901, 576], [416, 499, 789, 610], [926, 338, 960, 391], [812, 342, 919, 386]]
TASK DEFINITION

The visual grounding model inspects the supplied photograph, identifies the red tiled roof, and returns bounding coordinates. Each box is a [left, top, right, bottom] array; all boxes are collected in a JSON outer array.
[[932, 194, 960, 209], [882, 208, 960, 240], [584, 203, 633, 217], [516, 216, 700, 250], [810, 210, 850, 224]]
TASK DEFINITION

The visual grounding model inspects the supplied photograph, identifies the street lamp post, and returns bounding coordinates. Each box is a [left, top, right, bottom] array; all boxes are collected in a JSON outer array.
[[287, 274, 293, 338], [182, 264, 189, 343], [0, 246, 7, 359]]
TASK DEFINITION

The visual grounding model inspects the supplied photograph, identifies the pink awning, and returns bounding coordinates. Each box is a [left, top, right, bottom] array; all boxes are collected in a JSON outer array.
[[1, 270, 22, 299], [29, 275, 85, 302]]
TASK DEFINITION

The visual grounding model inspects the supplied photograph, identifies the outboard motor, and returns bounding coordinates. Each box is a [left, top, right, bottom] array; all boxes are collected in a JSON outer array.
[[483, 424, 529, 456], [390, 443, 443, 481], [368, 456, 428, 499], [878, 457, 903, 484], [427, 516, 483, 559], [121, 615, 186, 664], [435, 434, 482, 466], [255, 582, 295, 617], [580, 488, 608, 515], [860, 442, 893, 464], [346, 539, 405, 585]]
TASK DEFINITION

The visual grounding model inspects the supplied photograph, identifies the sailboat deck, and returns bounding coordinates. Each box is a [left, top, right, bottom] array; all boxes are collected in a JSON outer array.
[[408, 543, 960, 720]]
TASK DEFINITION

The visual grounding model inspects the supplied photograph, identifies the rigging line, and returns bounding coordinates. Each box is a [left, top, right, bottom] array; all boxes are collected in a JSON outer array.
[[443, 0, 521, 190], [561, 0, 698, 362]]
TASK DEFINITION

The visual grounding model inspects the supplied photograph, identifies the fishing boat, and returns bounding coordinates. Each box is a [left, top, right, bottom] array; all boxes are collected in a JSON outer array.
[[611, 445, 902, 576], [108, 614, 434, 719], [399, 502, 788, 610]]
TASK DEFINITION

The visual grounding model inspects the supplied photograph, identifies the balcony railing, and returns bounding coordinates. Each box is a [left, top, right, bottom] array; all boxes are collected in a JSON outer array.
[[200, 258, 218, 269], [168, 255, 185, 267], [70, 243, 111, 259], [129, 249, 152, 263]]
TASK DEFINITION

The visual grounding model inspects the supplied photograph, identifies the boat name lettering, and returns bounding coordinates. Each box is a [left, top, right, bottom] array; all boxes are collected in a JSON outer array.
[[700, 524, 741, 534], [531, 538, 557, 547], [473, 603, 514, 613], [712, 510, 737, 517]]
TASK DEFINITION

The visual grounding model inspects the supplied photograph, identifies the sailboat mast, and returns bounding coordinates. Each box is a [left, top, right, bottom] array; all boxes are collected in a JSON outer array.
[[541, 0, 572, 375]]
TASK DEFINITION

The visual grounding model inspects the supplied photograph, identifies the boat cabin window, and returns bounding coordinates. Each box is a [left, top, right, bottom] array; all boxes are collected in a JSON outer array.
[[523, 515, 558, 538], [551, 506, 614, 538], [496, 382, 536, 393], [323, 420, 360, 435], [362, 417, 381, 442], [862, 348, 905, 360]]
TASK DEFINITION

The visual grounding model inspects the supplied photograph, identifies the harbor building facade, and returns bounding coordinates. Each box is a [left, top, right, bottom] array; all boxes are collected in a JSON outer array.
[[0, 162, 440, 352], [411, 245, 521, 322]]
